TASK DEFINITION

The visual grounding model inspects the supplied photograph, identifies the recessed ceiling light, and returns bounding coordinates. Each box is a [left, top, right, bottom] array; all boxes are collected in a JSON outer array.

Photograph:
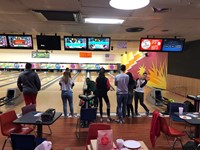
[[109, 0, 150, 10], [84, 18, 124, 24]]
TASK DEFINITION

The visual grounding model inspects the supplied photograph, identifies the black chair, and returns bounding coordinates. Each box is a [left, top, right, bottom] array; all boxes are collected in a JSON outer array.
[[168, 102, 186, 125], [10, 133, 46, 150], [76, 107, 97, 138]]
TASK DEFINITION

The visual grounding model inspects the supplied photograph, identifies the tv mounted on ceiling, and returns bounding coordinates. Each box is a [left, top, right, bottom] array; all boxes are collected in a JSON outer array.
[[36, 35, 61, 50], [0, 35, 8, 48], [88, 37, 111, 51], [161, 38, 185, 52], [64, 36, 87, 50], [139, 38, 163, 52], [7, 34, 33, 49]]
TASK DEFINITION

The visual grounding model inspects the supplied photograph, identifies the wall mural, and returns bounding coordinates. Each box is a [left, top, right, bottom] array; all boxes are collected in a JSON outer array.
[[122, 52, 168, 89]]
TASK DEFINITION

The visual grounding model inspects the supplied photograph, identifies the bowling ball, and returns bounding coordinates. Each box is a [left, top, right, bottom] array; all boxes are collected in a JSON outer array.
[[168, 99, 175, 103]]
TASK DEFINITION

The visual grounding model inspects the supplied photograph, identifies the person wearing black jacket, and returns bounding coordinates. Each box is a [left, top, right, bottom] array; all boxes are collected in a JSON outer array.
[[134, 72, 149, 116], [126, 72, 136, 117], [95, 70, 112, 122]]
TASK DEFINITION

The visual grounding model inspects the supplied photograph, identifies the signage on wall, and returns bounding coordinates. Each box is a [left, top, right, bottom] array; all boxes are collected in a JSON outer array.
[[32, 52, 50, 58], [117, 41, 127, 49], [79, 52, 92, 58]]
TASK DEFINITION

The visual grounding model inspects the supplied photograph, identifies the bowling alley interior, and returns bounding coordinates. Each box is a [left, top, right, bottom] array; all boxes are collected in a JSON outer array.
[[0, 0, 200, 150]]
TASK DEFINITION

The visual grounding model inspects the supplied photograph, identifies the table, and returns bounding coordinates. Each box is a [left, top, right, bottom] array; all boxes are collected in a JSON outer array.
[[175, 112, 200, 138], [13, 111, 62, 138], [88, 139, 149, 150]]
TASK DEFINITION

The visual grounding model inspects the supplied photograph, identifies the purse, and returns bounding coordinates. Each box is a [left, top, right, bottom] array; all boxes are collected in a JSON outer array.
[[41, 108, 56, 122]]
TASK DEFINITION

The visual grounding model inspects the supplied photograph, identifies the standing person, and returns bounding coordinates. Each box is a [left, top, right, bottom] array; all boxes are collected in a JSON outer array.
[[17, 62, 41, 106], [126, 72, 136, 117], [59, 71, 74, 117], [64, 67, 71, 78], [95, 70, 112, 122], [114, 65, 129, 123], [134, 72, 149, 116]]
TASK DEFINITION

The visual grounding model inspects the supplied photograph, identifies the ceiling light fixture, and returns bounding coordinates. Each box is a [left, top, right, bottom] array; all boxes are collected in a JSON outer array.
[[109, 0, 150, 10], [85, 18, 124, 24]]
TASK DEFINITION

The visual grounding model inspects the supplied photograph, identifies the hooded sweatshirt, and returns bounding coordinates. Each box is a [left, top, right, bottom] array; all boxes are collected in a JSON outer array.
[[17, 69, 41, 94]]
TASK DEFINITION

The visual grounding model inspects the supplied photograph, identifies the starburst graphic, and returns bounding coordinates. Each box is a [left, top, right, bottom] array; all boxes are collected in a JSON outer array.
[[147, 59, 167, 89], [138, 64, 146, 76]]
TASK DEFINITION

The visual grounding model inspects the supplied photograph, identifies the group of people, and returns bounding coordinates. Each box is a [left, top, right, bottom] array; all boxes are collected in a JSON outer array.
[[83, 65, 149, 123], [17, 63, 149, 124], [115, 65, 149, 123]]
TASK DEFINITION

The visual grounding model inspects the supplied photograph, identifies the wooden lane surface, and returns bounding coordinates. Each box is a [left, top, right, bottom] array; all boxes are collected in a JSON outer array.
[[0, 71, 194, 114]]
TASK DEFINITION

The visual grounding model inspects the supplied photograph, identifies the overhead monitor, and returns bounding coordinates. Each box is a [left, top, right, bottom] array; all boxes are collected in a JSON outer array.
[[88, 37, 111, 51], [7, 35, 33, 49], [36, 35, 61, 50], [161, 38, 185, 52], [139, 38, 163, 52], [0, 35, 8, 48], [64, 36, 87, 50]]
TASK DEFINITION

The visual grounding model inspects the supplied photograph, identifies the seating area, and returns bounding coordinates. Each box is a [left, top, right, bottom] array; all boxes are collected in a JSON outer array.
[[10, 133, 46, 150], [0, 110, 34, 150], [0, 110, 196, 150], [0, 89, 198, 149]]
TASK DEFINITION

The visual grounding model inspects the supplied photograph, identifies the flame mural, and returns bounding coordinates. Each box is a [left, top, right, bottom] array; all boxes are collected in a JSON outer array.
[[122, 52, 168, 89]]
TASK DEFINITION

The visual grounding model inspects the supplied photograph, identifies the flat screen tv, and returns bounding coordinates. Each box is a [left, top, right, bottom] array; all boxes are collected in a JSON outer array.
[[161, 38, 185, 52], [0, 35, 8, 48], [88, 37, 111, 51], [7, 35, 33, 49], [36, 35, 61, 50], [64, 36, 87, 50], [139, 38, 163, 52]]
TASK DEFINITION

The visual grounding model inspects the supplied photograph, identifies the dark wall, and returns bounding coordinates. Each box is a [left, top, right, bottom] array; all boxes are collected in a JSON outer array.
[[168, 40, 200, 79]]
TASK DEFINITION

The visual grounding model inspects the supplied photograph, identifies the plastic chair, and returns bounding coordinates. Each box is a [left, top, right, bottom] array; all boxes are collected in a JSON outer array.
[[10, 133, 46, 150], [160, 116, 185, 150], [21, 104, 36, 115], [76, 107, 97, 138], [150, 110, 161, 148], [21, 104, 52, 135], [0, 110, 34, 150], [85, 123, 111, 150]]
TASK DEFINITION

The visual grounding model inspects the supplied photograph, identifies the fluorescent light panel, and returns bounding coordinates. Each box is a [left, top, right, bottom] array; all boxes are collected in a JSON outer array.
[[85, 18, 124, 24], [109, 0, 150, 10]]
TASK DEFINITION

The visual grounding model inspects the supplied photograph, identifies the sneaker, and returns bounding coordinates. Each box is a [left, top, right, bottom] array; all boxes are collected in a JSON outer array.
[[135, 113, 140, 116], [115, 119, 120, 123], [122, 119, 125, 123], [146, 111, 150, 116], [68, 115, 73, 118], [100, 118, 103, 122], [107, 118, 112, 123]]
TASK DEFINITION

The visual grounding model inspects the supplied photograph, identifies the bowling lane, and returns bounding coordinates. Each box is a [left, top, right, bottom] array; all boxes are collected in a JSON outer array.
[[0, 72, 20, 80], [0, 69, 192, 116], [40, 72, 63, 88], [0, 71, 61, 100], [0, 71, 20, 77], [36, 71, 87, 114]]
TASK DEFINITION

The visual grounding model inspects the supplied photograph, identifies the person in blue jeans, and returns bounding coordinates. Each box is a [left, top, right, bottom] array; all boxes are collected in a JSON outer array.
[[114, 65, 129, 123], [59, 71, 74, 117]]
